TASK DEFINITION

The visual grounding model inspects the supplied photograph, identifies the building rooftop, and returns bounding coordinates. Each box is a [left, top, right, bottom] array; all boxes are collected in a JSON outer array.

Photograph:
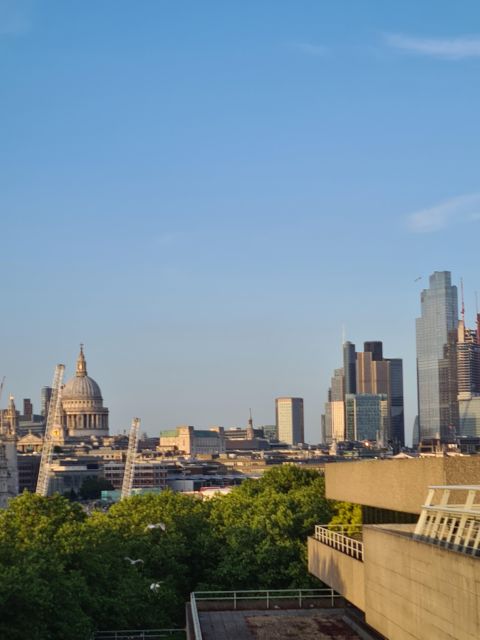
[[198, 609, 362, 640]]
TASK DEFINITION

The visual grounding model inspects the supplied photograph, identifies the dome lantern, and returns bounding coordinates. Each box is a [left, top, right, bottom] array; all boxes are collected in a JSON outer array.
[[76, 344, 87, 377]]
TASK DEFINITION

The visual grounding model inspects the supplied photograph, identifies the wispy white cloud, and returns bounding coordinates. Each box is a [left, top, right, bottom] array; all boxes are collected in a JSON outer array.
[[292, 42, 328, 57], [384, 33, 480, 60], [0, 0, 33, 36], [406, 194, 480, 233]]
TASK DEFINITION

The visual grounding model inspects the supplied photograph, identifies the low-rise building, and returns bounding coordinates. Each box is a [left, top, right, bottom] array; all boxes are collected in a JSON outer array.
[[158, 425, 225, 455]]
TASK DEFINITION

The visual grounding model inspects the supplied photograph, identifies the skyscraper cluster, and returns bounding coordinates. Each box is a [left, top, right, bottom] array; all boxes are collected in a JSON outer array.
[[323, 341, 405, 448], [323, 270, 480, 449], [416, 271, 480, 442]]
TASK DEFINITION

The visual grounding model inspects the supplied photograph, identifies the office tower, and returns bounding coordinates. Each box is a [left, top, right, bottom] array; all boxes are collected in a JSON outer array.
[[345, 393, 384, 441], [275, 397, 304, 445], [389, 359, 405, 447], [356, 342, 404, 446], [329, 369, 345, 440], [343, 341, 357, 394], [40, 386, 52, 419], [357, 348, 390, 396], [364, 341, 383, 362], [456, 316, 480, 395], [457, 314, 480, 437], [416, 271, 458, 441]]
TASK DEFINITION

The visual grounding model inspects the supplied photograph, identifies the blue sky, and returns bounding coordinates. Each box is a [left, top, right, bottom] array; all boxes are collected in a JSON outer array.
[[1, 0, 480, 443]]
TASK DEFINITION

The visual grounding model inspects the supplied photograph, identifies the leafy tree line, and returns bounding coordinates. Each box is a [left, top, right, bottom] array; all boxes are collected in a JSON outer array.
[[0, 466, 355, 640]]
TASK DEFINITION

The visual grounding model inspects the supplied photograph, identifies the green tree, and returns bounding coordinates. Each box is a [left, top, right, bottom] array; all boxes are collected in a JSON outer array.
[[206, 466, 333, 589], [329, 501, 362, 537]]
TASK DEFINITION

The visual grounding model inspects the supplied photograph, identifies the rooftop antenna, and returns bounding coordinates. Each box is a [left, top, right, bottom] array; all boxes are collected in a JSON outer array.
[[342, 324, 346, 345], [461, 278, 465, 323]]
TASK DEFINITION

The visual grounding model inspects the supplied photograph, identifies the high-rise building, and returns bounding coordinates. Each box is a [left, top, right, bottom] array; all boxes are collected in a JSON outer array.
[[345, 393, 385, 441], [325, 340, 404, 447], [329, 369, 345, 441], [389, 358, 405, 447], [456, 314, 480, 437], [275, 397, 304, 445], [40, 386, 52, 419], [416, 271, 458, 441], [356, 342, 404, 447], [343, 341, 357, 395], [364, 341, 383, 362], [456, 317, 480, 395]]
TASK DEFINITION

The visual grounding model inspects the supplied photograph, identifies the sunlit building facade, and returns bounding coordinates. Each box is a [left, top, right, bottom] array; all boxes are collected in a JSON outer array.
[[275, 397, 304, 445], [416, 271, 458, 441]]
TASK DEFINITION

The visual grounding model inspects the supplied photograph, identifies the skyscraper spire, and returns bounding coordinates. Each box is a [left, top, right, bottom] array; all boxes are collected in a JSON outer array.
[[76, 344, 87, 377], [461, 278, 465, 323]]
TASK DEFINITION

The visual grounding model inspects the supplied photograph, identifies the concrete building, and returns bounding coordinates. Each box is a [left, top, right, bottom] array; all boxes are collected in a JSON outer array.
[[62, 345, 109, 439], [416, 271, 458, 441], [275, 397, 304, 445], [158, 425, 226, 455], [308, 457, 480, 640], [104, 459, 168, 490]]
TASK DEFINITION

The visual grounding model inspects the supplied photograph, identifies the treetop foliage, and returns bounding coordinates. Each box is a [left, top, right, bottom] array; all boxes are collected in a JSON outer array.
[[0, 465, 333, 639]]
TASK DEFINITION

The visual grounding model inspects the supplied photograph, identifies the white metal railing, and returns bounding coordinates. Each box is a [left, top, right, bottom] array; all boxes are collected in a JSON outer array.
[[92, 631, 185, 639], [190, 588, 342, 638], [190, 592, 203, 640], [314, 524, 364, 561], [413, 485, 480, 555]]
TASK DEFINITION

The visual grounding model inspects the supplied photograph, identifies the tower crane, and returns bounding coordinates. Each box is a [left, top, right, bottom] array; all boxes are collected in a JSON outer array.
[[121, 417, 140, 500], [36, 364, 65, 497], [0, 376, 5, 434]]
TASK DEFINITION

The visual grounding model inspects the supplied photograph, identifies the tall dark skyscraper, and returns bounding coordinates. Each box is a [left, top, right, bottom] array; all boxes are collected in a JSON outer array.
[[343, 341, 357, 394], [388, 358, 405, 447], [416, 271, 458, 441], [364, 341, 383, 362]]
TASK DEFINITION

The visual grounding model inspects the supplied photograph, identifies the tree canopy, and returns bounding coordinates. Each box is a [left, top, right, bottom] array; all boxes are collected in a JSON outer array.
[[0, 466, 333, 639]]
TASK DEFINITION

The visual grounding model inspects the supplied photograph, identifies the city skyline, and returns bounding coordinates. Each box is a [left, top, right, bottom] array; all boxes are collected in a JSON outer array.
[[2, 2, 480, 442]]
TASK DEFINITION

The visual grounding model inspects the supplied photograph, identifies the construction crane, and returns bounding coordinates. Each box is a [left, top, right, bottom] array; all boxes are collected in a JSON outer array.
[[121, 417, 140, 500], [0, 376, 5, 434], [36, 364, 65, 497]]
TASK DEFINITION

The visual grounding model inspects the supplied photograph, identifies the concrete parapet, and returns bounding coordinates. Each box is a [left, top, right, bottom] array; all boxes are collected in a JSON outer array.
[[325, 457, 480, 514], [308, 537, 365, 611]]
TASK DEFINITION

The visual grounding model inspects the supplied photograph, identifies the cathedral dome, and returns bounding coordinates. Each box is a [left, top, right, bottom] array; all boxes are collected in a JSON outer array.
[[61, 345, 109, 438], [62, 345, 103, 402], [62, 375, 102, 401]]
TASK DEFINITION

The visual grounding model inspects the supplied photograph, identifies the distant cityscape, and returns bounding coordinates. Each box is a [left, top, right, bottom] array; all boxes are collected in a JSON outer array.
[[0, 269, 479, 505]]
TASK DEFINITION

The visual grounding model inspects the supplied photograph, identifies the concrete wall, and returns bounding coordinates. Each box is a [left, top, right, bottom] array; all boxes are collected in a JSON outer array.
[[325, 457, 480, 514], [307, 537, 365, 611], [364, 524, 480, 640]]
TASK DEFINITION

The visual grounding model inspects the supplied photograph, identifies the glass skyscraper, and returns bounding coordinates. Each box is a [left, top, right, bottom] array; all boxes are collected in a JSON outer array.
[[416, 271, 458, 441]]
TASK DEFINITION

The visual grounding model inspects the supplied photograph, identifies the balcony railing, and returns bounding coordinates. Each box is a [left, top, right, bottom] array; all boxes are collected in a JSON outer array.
[[413, 485, 480, 555], [190, 588, 343, 640], [92, 630, 185, 639], [313, 524, 364, 561]]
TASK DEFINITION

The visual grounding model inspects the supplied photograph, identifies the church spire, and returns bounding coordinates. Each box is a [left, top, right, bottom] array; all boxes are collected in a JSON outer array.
[[76, 344, 87, 377]]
